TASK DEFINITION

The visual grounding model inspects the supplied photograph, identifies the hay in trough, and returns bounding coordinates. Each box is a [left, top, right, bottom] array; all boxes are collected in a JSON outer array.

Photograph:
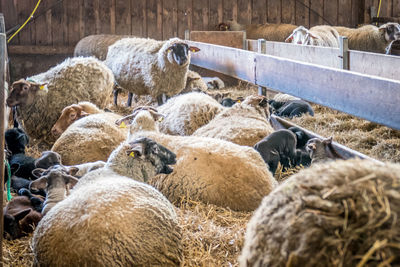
[[240, 159, 400, 267]]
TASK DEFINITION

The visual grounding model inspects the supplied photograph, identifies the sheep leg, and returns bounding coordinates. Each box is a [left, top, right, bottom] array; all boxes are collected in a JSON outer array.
[[156, 94, 168, 105], [126, 93, 133, 107], [113, 89, 120, 106]]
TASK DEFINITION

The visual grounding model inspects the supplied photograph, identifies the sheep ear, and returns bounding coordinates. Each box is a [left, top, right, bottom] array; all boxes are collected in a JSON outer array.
[[285, 34, 294, 42], [10, 163, 20, 175], [308, 32, 319, 39], [323, 136, 333, 145], [29, 177, 48, 191], [78, 110, 90, 118], [14, 209, 31, 222], [149, 110, 165, 122], [67, 167, 80, 176], [32, 168, 46, 178], [64, 175, 79, 189], [189, 46, 200, 53], [126, 142, 145, 157]]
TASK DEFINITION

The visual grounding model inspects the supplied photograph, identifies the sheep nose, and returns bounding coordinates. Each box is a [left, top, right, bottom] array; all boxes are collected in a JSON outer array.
[[51, 127, 61, 137]]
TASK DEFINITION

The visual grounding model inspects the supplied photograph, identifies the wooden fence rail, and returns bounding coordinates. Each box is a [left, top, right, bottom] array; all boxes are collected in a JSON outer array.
[[188, 40, 400, 130]]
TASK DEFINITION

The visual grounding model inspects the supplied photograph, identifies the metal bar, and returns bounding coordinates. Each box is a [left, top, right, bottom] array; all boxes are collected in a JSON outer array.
[[339, 36, 349, 70], [189, 41, 400, 130], [184, 29, 190, 41], [0, 14, 5, 34], [0, 32, 6, 267], [269, 115, 381, 163], [257, 39, 267, 96]]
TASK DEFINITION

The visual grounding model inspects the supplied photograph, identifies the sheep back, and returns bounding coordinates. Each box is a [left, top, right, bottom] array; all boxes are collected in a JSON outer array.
[[309, 25, 340, 47], [51, 112, 127, 165], [239, 159, 400, 266], [105, 37, 189, 98], [273, 93, 300, 102], [192, 102, 274, 146], [73, 34, 130, 60], [158, 92, 225, 136], [32, 171, 182, 266], [17, 57, 114, 142], [246, 23, 298, 42], [130, 132, 277, 211]]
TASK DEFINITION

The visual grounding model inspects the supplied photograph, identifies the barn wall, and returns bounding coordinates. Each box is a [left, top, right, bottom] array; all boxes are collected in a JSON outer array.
[[1, 0, 394, 47], [0, 0, 396, 80]]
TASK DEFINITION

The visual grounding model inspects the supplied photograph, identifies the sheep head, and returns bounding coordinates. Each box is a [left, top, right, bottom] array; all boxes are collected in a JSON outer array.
[[166, 41, 200, 67], [126, 137, 177, 175], [285, 26, 317, 45], [379, 22, 400, 42], [51, 104, 90, 137], [30, 168, 79, 193], [7, 79, 47, 107], [242, 95, 271, 119], [116, 106, 164, 136]]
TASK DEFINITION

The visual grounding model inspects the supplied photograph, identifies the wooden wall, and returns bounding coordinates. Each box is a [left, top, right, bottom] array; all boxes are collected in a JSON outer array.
[[1, 0, 398, 47]]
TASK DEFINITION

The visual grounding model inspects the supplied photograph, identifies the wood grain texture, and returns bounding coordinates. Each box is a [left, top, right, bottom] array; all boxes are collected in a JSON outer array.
[[309, 0, 324, 26], [295, 0, 310, 27], [177, 0, 192, 38], [252, 0, 267, 24], [281, 0, 296, 24], [268, 0, 282, 23], [163, 0, 178, 38], [115, 0, 131, 34]]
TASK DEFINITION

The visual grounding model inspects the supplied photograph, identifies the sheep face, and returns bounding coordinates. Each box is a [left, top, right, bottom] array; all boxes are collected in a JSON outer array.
[[4, 208, 32, 240], [35, 151, 62, 169], [127, 137, 177, 175], [30, 169, 79, 193], [379, 23, 400, 42], [51, 104, 90, 137], [166, 43, 200, 67], [7, 79, 44, 107], [286, 26, 310, 44]]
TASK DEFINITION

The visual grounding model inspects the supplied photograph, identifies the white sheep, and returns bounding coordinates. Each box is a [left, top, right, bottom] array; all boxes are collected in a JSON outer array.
[[202, 76, 225, 90], [239, 159, 400, 266], [158, 92, 224, 136], [193, 95, 275, 147], [113, 107, 277, 211], [334, 23, 400, 53], [286, 25, 340, 47], [105, 37, 200, 105], [273, 93, 300, 102], [180, 70, 208, 93], [51, 112, 128, 165], [6, 57, 114, 142], [32, 138, 182, 266]]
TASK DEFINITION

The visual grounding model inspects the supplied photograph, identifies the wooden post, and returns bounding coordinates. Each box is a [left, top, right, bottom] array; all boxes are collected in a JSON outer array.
[[242, 31, 247, 50], [339, 36, 349, 70], [0, 32, 6, 267], [184, 29, 190, 40], [257, 39, 267, 96]]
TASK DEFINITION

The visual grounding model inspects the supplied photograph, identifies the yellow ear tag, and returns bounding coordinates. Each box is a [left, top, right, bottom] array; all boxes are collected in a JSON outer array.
[[119, 121, 127, 128], [39, 85, 45, 90], [167, 48, 171, 53], [158, 117, 164, 122], [129, 152, 135, 158], [237, 100, 241, 103]]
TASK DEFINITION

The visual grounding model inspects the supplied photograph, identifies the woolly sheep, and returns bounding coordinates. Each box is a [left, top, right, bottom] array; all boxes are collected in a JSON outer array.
[[202, 76, 225, 90], [180, 70, 208, 93], [114, 108, 277, 211], [286, 25, 340, 47], [219, 20, 297, 42], [305, 136, 344, 163], [32, 138, 182, 266], [73, 34, 130, 60], [105, 37, 200, 105], [239, 159, 400, 266], [193, 95, 274, 146], [51, 112, 128, 165], [51, 101, 102, 137], [273, 93, 300, 102], [6, 57, 114, 142], [334, 23, 400, 53], [158, 92, 224, 136]]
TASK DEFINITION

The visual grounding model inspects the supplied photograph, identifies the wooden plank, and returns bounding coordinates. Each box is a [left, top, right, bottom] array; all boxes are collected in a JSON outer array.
[[62, 0, 68, 44], [110, 0, 116, 34], [309, 0, 324, 26], [349, 51, 400, 81], [2, 0, 18, 41], [295, 0, 310, 27], [281, 0, 296, 24], [163, 0, 177, 38], [232, 0, 238, 21], [394, 0, 400, 17], [268, 0, 282, 24], [67, 0, 80, 45], [147, 0, 158, 39], [84, 0, 96, 36], [252, 0, 267, 24], [189, 41, 256, 82], [8, 45, 75, 55], [223, 0, 235, 22], [324, 0, 338, 26], [202, 1, 209, 31], [79, 0, 85, 39], [190, 31, 246, 48], [254, 52, 400, 130], [51, 0, 64, 45], [94, 0, 100, 34], [115, 0, 131, 34], [338, 0, 352, 26], [177, 0, 192, 39], [364, 0, 373, 23], [99, 0, 112, 34], [192, 0, 203, 30], [131, 0, 146, 37], [247, 40, 342, 68], [209, 0, 222, 30], [237, 0, 252, 25], [34, 0, 48, 45], [16, 0, 32, 45], [46, 4, 53, 44], [0, 32, 6, 266], [157, 0, 163, 39]]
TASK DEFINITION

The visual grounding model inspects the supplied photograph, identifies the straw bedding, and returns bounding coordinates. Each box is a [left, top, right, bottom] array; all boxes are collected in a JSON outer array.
[[4, 85, 400, 266]]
